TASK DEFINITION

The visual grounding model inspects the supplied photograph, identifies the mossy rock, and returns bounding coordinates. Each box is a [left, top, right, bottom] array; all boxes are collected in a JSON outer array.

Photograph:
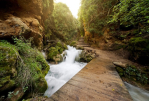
[[47, 41, 67, 62], [47, 47, 59, 60], [70, 41, 77, 47], [77, 50, 95, 63], [0, 40, 50, 100], [0, 42, 18, 93], [76, 46, 84, 50], [56, 41, 68, 51], [0, 79, 15, 92], [33, 74, 48, 93], [0, 42, 18, 70], [53, 54, 63, 63]]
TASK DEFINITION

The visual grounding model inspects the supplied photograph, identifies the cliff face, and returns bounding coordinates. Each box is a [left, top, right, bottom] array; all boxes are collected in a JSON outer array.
[[0, 0, 54, 49]]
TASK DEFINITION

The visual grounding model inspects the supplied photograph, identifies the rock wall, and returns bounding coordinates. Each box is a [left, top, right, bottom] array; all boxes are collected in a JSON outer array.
[[84, 27, 124, 50], [0, 0, 54, 50]]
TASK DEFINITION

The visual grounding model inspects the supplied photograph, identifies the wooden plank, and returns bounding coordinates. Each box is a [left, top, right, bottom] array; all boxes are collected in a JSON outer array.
[[49, 57, 132, 101]]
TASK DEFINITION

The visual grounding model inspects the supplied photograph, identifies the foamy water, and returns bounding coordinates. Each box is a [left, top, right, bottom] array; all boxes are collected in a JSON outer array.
[[44, 46, 87, 97], [124, 82, 149, 101]]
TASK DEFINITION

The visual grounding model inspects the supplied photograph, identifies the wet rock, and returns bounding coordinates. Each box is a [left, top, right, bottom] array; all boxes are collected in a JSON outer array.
[[53, 54, 63, 64], [76, 49, 97, 63], [46, 41, 67, 63]]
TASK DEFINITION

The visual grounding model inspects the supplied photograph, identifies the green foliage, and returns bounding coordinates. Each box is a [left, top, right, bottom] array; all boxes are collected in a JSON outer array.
[[0, 38, 50, 99], [44, 2, 78, 42], [53, 3, 78, 40], [70, 41, 77, 47], [127, 37, 149, 61], [48, 47, 59, 60], [78, 0, 116, 35], [47, 41, 67, 60], [8, 91, 14, 98], [53, 3, 76, 31], [43, 0, 53, 8], [116, 65, 148, 84], [110, 0, 149, 34]]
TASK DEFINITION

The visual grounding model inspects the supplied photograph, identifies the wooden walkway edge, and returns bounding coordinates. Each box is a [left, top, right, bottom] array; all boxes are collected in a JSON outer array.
[[48, 57, 132, 101]]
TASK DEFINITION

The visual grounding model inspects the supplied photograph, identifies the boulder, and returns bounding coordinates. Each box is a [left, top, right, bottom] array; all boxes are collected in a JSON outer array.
[[113, 62, 128, 69], [76, 49, 97, 63], [0, 43, 18, 93], [0, 41, 50, 100]]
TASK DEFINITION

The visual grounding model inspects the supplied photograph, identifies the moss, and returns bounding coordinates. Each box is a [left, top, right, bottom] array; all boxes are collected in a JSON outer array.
[[56, 41, 67, 52], [0, 80, 15, 92], [56, 42, 63, 48], [70, 41, 76, 47], [63, 44, 67, 50], [86, 57, 92, 62], [0, 39, 50, 99], [33, 74, 48, 93], [47, 47, 59, 60], [47, 41, 67, 61], [0, 42, 17, 67], [116, 67, 124, 76], [76, 46, 84, 50], [0, 42, 18, 93], [0, 76, 10, 86], [129, 37, 146, 45]]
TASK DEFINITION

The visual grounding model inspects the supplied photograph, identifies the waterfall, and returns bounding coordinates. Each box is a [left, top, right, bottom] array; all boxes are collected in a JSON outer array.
[[44, 46, 87, 97]]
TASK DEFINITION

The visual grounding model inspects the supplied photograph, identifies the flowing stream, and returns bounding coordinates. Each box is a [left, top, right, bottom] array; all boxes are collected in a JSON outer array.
[[42, 46, 149, 100], [124, 82, 149, 101], [44, 46, 87, 97]]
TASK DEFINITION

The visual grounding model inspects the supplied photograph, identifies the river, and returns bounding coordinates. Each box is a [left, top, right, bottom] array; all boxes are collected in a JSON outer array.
[[43, 46, 149, 100], [44, 46, 87, 97]]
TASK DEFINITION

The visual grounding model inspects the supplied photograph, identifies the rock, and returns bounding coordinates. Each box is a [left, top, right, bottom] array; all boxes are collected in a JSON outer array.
[[70, 41, 77, 47], [0, 16, 30, 37], [31, 19, 40, 27], [113, 62, 128, 69], [53, 54, 63, 64], [76, 46, 84, 50], [7, 87, 25, 101], [0, 43, 18, 93], [47, 41, 67, 63], [76, 49, 97, 63], [0, 0, 54, 49], [0, 41, 50, 100]]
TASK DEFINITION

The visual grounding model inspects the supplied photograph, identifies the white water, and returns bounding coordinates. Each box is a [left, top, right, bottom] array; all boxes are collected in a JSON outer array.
[[124, 82, 149, 101], [44, 46, 87, 97]]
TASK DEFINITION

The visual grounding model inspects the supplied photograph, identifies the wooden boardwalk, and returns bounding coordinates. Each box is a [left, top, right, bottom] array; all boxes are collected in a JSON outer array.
[[46, 37, 132, 101], [48, 58, 132, 101]]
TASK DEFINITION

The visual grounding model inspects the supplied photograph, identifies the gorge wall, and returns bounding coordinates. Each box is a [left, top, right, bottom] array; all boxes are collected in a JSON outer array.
[[0, 0, 54, 49], [79, 0, 149, 65], [0, 0, 54, 100]]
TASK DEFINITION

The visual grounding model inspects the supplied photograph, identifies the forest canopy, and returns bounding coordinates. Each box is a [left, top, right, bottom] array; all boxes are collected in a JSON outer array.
[[44, 2, 78, 42]]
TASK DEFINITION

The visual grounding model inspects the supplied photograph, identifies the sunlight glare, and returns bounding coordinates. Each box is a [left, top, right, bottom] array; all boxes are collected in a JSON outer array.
[[55, 0, 81, 18]]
